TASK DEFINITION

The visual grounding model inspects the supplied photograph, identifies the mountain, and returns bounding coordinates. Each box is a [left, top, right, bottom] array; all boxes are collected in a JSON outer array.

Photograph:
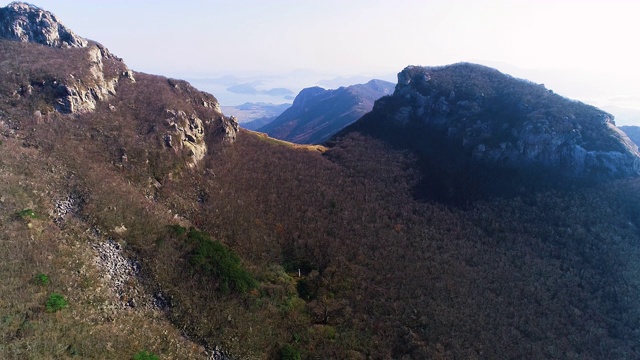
[[620, 125, 640, 147], [0, 3, 240, 358], [221, 102, 291, 130], [0, 1, 87, 48], [241, 116, 277, 130], [3, 3, 640, 360], [336, 63, 640, 201], [258, 79, 395, 144]]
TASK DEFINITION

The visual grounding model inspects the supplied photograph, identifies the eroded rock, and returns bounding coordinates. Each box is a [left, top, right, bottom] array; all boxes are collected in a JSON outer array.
[[51, 44, 135, 114], [164, 109, 208, 167], [0, 2, 87, 48]]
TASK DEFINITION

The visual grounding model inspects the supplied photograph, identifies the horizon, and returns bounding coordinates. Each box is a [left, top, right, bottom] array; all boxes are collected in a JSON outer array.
[[9, 1, 640, 124]]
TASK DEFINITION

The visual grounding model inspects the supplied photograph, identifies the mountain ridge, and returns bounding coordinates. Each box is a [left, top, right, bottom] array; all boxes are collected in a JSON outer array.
[[0, 2, 238, 169], [336, 63, 640, 200], [259, 79, 394, 144], [0, 1, 87, 48], [3, 3, 640, 360]]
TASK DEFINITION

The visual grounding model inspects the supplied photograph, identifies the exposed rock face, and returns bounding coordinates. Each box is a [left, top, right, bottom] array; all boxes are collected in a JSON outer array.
[[53, 45, 135, 114], [0, 2, 88, 48], [163, 109, 237, 168], [219, 115, 239, 143], [259, 79, 395, 144], [19, 42, 136, 115], [346, 63, 640, 181], [0, 3, 135, 115], [164, 109, 208, 166], [156, 78, 238, 167], [0, 3, 235, 170]]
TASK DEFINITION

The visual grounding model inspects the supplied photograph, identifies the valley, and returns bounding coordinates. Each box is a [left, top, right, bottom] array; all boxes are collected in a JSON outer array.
[[1, 2, 640, 359]]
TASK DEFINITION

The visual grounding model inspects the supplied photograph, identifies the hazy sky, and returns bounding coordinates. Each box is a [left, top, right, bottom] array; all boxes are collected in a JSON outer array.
[[10, 1, 640, 122]]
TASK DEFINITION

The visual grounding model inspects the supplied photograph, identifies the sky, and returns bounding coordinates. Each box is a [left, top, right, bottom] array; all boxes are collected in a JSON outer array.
[[9, 1, 640, 123]]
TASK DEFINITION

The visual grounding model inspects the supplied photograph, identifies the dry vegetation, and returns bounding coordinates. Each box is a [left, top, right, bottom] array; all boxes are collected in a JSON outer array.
[[2, 39, 640, 359], [0, 136, 208, 359]]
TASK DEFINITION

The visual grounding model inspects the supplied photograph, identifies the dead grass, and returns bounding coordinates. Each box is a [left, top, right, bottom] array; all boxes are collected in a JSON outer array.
[[0, 136, 207, 359], [246, 129, 328, 153]]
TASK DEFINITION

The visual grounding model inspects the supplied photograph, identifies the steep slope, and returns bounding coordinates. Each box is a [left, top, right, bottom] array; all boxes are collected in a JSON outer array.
[[0, 3, 238, 359], [259, 79, 394, 144], [4, 3, 640, 360], [337, 63, 640, 201]]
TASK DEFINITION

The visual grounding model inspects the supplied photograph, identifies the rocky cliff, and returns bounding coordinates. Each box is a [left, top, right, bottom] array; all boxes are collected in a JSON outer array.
[[259, 79, 395, 144], [341, 63, 640, 188], [0, 2, 135, 115], [0, 2, 236, 168], [0, 2, 87, 48]]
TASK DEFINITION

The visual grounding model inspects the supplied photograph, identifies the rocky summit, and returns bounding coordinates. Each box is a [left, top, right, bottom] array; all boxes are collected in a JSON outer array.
[[0, 2, 133, 115], [0, 2, 87, 48], [343, 63, 640, 184], [0, 2, 237, 168]]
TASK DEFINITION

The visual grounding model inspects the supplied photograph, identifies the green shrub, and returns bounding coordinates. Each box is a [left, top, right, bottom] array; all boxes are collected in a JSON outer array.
[[279, 344, 301, 360], [167, 224, 187, 236], [34, 273, 49, 286], [45, 293, 68, 312], [188, 228, 257, 293], [16, 208, 37, 219], [133, 350, 159, 360]]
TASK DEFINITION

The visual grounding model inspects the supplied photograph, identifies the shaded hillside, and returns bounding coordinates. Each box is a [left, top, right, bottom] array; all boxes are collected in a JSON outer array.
[[259, 79, 394, 144], [167, 131, 640, 359], [338, 63, 640, 202], [3, 3, 640, 360]]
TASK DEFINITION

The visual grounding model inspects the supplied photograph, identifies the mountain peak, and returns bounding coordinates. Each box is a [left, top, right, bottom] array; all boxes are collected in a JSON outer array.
[[259, 80, 395, 144], [338, 63, 640, 199], [0, 1, 88, 48]]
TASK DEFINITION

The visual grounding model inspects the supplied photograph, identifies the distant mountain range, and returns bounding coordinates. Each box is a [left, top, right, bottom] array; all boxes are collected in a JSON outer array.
[[258, 79, 395, 144]]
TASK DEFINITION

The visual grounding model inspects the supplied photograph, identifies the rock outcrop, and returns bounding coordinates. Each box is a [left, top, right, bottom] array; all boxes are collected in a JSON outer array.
[[8, 41, 136, 115], [343, 63, 640, 182], [0, 2, 234, 170], [164, 109, 208, 166], [156, 78, 237, 166], [218, 115, 239, 144], [0, 2, 87, 48], [53, 44, 135, 114], [0, 2, 136, 115]]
